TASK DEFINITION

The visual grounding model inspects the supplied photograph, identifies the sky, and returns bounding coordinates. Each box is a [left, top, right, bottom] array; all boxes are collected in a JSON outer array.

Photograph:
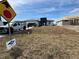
[[2, 0, 79, 21]]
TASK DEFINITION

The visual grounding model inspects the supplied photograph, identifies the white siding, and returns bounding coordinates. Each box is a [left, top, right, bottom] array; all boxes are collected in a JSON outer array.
[[57, 21, 63, 26]]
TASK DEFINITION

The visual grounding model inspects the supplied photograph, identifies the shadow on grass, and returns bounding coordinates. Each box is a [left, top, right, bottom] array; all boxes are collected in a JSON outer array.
[[9, 47, 23, 59]]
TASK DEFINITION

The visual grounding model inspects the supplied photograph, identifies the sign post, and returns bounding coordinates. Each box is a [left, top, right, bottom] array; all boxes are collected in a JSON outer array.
[[0, 0, 16, 50], [8, 23, 11, 40]]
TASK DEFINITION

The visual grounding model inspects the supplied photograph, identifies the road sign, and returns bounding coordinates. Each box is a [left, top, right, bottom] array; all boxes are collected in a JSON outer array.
[[0, 0, 16, 22], [6, 38, 16, 50]]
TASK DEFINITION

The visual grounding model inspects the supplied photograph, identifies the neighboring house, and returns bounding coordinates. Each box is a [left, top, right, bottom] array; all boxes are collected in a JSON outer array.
[[47, 20, 54, 26], [14, 20, 40, 27], [13, 18, 54, 27], [57, 16, 79, 26], [39, 18, 54, 26]]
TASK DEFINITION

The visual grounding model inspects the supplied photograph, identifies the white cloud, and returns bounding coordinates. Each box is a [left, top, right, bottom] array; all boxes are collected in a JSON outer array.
[[7, 0, 79, 8], [8, 0, 46, 8], [70, 8, 79, 15], [35, 7, 56, 13]]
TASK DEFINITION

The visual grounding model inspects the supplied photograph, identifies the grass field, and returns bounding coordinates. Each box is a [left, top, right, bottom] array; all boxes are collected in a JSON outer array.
[[0, 26, 79, 59]]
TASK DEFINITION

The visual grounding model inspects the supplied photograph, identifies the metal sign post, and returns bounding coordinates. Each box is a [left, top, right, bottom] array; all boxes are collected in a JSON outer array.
[[8, 22, 11, 40]]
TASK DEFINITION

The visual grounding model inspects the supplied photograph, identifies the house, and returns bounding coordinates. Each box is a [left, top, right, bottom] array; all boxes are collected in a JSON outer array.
[[13, 18, 54, 27], [57, 16, 79, 26], [13, 20, 39, 27], [39, 18, 54, 26]]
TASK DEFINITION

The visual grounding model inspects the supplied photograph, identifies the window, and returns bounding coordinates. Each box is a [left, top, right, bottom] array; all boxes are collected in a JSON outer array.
[[28, 23, 37, 27], [13, 23, 17, 26]]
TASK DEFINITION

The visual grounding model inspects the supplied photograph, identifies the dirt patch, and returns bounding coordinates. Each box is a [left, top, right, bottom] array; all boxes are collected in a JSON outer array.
[[32, 26, 79, 35]]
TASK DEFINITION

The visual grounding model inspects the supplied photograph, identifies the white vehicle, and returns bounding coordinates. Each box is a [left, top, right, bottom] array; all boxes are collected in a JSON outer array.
[[0, 20, 33, 34], [12, 21, 27, 31], [12, 21, 33, 31], [0, 22, 13, 34]]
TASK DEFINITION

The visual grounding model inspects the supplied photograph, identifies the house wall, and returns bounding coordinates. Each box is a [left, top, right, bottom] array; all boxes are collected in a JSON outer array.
[[26, 21, 39, 26], [62, 19, 79, 25], [62, 20, 72, 25], [57, 21, 63, 26], [57, 20, 79, 26], [47, 22, 54, 26], [57, 20, 73, 26], [73, 19, 79, 25]]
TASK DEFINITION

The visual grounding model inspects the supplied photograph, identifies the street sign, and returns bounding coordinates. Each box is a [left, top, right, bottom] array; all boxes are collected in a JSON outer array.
[[0, 0, 16, 22], [6, 38, 16, 50]]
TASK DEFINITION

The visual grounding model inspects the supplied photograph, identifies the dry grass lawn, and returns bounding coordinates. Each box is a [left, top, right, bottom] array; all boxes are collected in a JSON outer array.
[[0, 26, 79, 59]]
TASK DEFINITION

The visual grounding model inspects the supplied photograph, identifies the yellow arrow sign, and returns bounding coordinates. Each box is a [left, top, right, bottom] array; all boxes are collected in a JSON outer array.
[[0, 0, 16, 22]]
